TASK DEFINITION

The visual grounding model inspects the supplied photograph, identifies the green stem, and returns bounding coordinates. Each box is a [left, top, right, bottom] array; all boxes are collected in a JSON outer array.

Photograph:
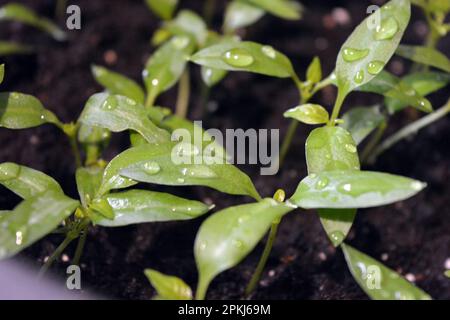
[[175, 68, 191, 118], [38, 236, 75, 278], [72, 225, 89, 266], [369, 99, 450, 163], [245, 219, 281, 296], [203, 0, 216, 25], [69, 134, 82, 168], [279, 120, 299, 166], [329, 89, 347, 126], [56, 0, 67, 20], [360, 120, 388, 164], [145, 91, 157, 109]]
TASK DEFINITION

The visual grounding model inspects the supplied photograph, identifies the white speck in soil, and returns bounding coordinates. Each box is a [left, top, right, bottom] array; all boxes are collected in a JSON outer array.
[[405, 273, 416, 282], [381, 253, 389, 261], [61, 254, 69, 262], [318, 252, 327, 261], [444, 258, 450, 269]]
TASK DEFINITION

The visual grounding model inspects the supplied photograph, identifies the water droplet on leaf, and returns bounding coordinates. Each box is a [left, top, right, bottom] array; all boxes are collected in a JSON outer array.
[[222, 48, 255, 67], [0, 163, 21, 181], [367, 61, 384, 75], [102, 96, 118, 110], [345, 143, 357, 153], [354, 70, 365, 84], [342, 47, 369, 62], [315, 177, 329, 190], [261, 45, 276, 59], [375, 17, 398, 41], [143, 161, 161, 175]]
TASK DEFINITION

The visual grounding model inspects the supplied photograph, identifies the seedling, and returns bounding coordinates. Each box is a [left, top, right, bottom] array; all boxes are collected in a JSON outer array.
[[0, 3, 66, 56], [0, 0, 448, 301], [144, 0, 448, 300]]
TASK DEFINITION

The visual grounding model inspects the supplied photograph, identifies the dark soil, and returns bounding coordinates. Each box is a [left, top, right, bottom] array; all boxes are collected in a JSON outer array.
[[0, 0, 449, 300]]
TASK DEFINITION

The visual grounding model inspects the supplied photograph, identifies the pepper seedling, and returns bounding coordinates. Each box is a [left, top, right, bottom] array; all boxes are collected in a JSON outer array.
[[0, 2, 66, 56]]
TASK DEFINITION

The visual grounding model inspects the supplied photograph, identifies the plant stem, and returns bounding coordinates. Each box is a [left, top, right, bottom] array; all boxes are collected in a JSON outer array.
[[38, 236, 75, 278], [329, 89, 347, 126], [245, 219, 281, 296], [69, 134, 82, 168], [145, 91, 157, 109], [360, 120, 387, 164], [175, 68, 191, 118], [279, 120, 299, 166], [204, 0, 216, 25], [369, 99, 450, 163], [56, 0, 67, 20], [72, 225, 89, 266]]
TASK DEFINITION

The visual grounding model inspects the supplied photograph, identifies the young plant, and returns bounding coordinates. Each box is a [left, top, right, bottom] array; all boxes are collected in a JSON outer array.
[[0, 2, 66, 56], [145, 0, 441, 300]]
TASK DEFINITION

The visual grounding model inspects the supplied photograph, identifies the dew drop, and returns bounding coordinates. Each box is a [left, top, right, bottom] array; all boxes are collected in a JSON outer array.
[[102, 96, 118, 110], [142, 161, 161, 175], [345, 143, 357, 153], [342, 47, 369, 62], [232, 239, 243, 248], [374, 17, 399, 41], [315, 177, 329, 190], [15, 231, 24, 245], [0, 163, 21, 181], [222, 48, 255, 67], [339, 183, 353, 193], [330, 231, 345, 245], [367, 61, 384, 75], [151, 78, 159, 87], [354, 70, 365, 84], [261, 45, 276, 59], [199, 242, 207, 250]]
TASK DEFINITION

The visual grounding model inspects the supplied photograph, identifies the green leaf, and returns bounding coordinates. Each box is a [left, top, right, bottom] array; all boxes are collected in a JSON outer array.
[[305, 127, 360, 174], [224, 1, 265, 32], [291, 170, 426, 209], [0, 64, 4, 84], [145, 0, 178, 20], [303, 126, 360, 247], [445, 270, 450, 278], [145, 269, 192, 300], [165, 10, 208, 46], [77, 124, 111, 145], [284, 104, 329, 125], [385, 72, 450, 113], [201, 66, 228, 87], [0, 3, 66, 41], [359, 71, 433, 113], [99, 142, 260, 200], [245, 0, 302, 20], [91, 65, 145, 105], [160, 115, 228, 160], [0, 190, 79, 260], [194, 198, 295, 299], [191, 41, 295, 78], [143, 36, 195, 104], [396, 45, 450, 72], [75, 167, 103, 208], [0, 41, 32, 56], [0, 163, 63, 199], [341, 243, 432, 300], [341, 106, 386, 145], [94, 190, 211, 227], [0, 92, 61, 129], [335, 0, 411, 95], [78, 93, 170, 143], [306, 56, 322, 84], [200, 35, 238, 87]]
